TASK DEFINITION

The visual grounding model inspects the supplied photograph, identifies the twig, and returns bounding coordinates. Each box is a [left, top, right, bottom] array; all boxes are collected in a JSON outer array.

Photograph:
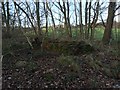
[[0, 55, 3, 62]]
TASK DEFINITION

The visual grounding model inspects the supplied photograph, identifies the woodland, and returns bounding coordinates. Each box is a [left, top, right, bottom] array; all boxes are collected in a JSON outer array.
[[2, 0, 120, 89]]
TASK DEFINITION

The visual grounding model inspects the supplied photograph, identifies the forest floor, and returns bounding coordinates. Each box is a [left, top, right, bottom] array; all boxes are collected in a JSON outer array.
[[2, 36, 120, 89]]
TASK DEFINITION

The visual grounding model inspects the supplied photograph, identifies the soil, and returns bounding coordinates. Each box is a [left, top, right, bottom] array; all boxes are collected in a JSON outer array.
[[2, 47, 120, 89]]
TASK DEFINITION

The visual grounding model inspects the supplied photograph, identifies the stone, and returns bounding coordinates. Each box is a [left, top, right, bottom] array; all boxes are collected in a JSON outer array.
[[15, 61, 27, 67]]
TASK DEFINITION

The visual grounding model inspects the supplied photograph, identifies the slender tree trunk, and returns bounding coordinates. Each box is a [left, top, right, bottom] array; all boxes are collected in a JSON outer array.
[[6, 1, 11, 38], [2, 2, 6, 28], [74, 0, 78, 37], [56, 1, 70, 37], [46, 2, 56, 37], [11, 8, 16, 31], [74, 0, 77, 26], [79, 0, 83, 38], [26, 2, 35, 27], [35, 2, 41, 36], [87, 1, 92, 39], [85, 0, 88, 39], [91, 1, 100, 40], [43, 2, 48, 34], [14, 2, 37, 36], [63, 1, 69, 37], [67, 1, 72, 37]]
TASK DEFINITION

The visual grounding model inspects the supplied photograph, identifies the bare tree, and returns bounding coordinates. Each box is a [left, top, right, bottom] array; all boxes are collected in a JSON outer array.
[[74, 0, 77, 27], [14, 2, 33, 49], [67, 0, 72, 37], [87, 0, 92, 39], [26, 2, 35, 27], [62, 1, 69, 36], [90, 1, 100, 40], [2, 2, 6, 27], [2, 1, 11, 38], [43, 2, 48, 34], [85, 0, 88, 39], [35, 2, 41, 36], [14, 2, 37, 36], [46, 2, 56, 37], [79, 0, 83, 37], [54, 1, 71, 37], [102, 0, 116, 44], [6, 1, 10, 36], [74, 0, 78, 36]]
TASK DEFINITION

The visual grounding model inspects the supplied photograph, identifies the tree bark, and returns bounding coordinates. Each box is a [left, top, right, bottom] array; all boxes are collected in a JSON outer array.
[[6, 1, 11, 38], [67, 1, 72, 37], [91, 1, 100, 40], [2, 2, 6, 27], [87, 1, 92, 39], [35, 2, 41, 36], [74, 0, 78, 37], [43, 2, 48, 34], [102, 1, 116, 44], [46, 2, 56, 36], [85, 0, 88, 39], [63, 1, 69, 37], [79, 0, 83, 37]]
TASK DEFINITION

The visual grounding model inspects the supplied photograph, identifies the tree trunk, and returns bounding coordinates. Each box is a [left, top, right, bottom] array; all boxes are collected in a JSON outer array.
[[90, 1, 99, 40], [74, 0, 78, 37], [63, 1, 69, 37], [67, 1, 72, 37], [2, 2, 6, 27], [35, 2, 41, 36], [6, 1, 11, 38], [102, 1, 116, 44], [87, 1, 92, 39], [46, 2, 56, 37], [85, 0, 88, 39], [43, 2, 48, 34], [79, 0, 83, 38]]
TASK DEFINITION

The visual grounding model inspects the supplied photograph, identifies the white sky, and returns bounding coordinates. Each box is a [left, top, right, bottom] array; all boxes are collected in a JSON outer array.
[[2, 0, 120, 27]]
